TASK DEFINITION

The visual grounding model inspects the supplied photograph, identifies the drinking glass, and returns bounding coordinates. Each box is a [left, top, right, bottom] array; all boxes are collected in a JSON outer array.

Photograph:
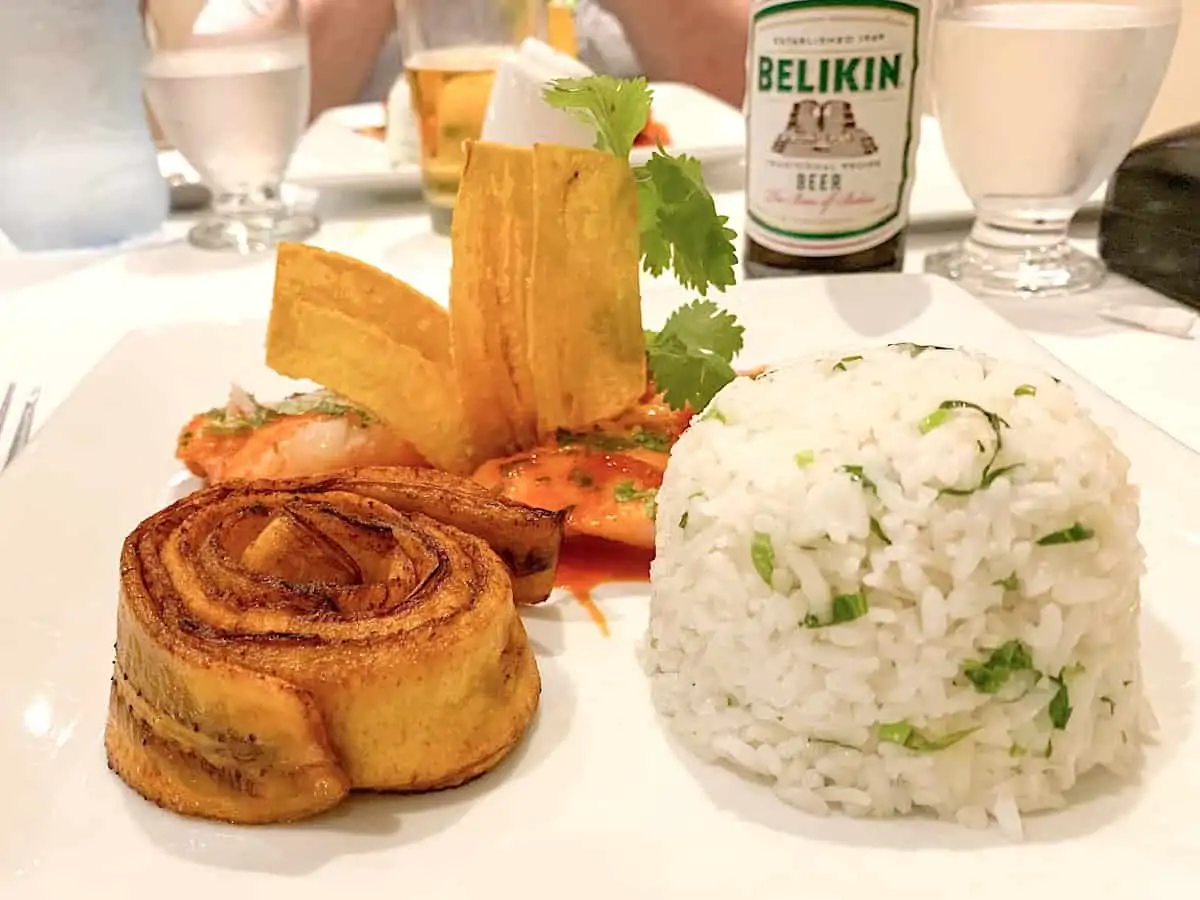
[[398, 0, 548, 234], [924, 0, 1180, 296], [141, 0, 319, 252]]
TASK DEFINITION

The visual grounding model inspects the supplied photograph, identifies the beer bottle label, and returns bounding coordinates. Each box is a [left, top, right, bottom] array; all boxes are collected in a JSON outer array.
[[745, 0, 926, 257]]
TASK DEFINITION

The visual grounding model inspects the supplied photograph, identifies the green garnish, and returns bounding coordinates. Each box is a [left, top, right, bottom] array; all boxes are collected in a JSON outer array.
[[830, 592, 868, 624], [750, 532, 775, 585], [1100, 696, 1116, 714], [645, 299, 744, 411], [199, 401, 276, 435], [918, 408, 950, 434], [272, 392, 372, 422], [839, 465, 877, 493], [699, 406, 727, 424], [1036, 523, 1095, 546], [1014, 384, 1038, 397], [200, 392, 371, 436], [832, 354, 862, 372], [679, 512, 689, 529], [1048, 673, 1073, 729], [794, 450, 815, 468], [804, 592, 869, 628], [810, 737, 860, 751], [934, 400, 1016, 497], [555, 427, 672, 453], [994, 574, 1019, 591], [888, 343, 954, 357], [543, 76, 737, 296], [1009, 744, 1027, 757], [869, 518, 891, 545], [542, 74, 651, 159], [637, 150, 739, 296], [613, 480, 657, 518], [877, 722, 975, 752], [962, 640, 1035, 694]]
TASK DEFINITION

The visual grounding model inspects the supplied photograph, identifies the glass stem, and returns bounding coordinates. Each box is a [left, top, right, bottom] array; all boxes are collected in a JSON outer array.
[[212, 184, 286, 223], [965, 215, 1072, 261]]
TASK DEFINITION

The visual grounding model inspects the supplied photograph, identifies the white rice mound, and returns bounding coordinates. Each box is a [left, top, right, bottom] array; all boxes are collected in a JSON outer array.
[[643, 345, 1154, 838]]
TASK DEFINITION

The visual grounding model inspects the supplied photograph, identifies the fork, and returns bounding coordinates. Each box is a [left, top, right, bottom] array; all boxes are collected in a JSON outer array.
[[1, 383, 40, 471]]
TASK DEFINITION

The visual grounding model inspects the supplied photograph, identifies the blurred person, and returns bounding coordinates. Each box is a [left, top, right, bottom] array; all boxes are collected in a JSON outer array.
[[193, 0, 749, 117]]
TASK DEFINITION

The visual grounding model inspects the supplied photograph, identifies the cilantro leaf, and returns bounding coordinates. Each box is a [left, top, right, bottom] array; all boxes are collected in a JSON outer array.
[[877, 721, 976, 753], [750, 532, 775, 585], [655, 298, 744, 361], [635, 149, 738, 296], [962, 639, 1035, 694], [645, 300, 744, 410], [1048, 672, 1074, 729], [543, 75, 652, 160], [648, 333, 737, 411]]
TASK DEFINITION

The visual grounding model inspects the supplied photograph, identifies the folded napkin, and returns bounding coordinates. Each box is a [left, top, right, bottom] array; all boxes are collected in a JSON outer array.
[[1099, 301, 1198, 338], [481, 38, 597, 148]]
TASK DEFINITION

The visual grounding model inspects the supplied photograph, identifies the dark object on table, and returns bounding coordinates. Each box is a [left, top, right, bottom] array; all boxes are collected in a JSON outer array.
[[1099, 124, 1200, 309], [168, 175, 211, 213]]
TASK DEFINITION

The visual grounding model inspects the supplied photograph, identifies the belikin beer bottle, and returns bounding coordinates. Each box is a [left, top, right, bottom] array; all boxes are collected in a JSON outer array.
[[744, 0, 931, 278]]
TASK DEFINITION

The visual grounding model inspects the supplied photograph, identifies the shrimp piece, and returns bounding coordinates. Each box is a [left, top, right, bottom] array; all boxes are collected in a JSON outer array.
[[176, 388, 426, 484], [475, 447, 664, 549], [473, 389, 691, 549]]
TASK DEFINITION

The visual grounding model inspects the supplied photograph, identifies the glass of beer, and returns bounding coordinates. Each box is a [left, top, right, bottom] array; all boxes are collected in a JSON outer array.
[[399, 0, 548, 234]]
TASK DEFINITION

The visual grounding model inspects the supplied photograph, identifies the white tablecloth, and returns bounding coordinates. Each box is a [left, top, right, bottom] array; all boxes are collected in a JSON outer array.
[[2, 190, 1198, 456]]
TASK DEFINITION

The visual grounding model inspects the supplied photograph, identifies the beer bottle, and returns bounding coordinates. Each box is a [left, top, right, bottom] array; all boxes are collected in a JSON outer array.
[[743, 0, 930, 278]]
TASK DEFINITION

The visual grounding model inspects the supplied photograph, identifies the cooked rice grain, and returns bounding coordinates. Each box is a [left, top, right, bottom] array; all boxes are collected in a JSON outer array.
[[642, 346, 1151, 838]]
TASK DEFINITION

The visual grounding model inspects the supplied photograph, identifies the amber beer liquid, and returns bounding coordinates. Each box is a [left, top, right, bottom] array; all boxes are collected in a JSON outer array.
[[405, 45, 510, 220], [744, 0, 930, 278]]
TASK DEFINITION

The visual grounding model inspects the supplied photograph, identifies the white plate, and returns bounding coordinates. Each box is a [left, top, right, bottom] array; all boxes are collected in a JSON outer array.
[[287, 81, 747, 194], [911, 117, 1108, 225], [1, 274, 1197, 898]]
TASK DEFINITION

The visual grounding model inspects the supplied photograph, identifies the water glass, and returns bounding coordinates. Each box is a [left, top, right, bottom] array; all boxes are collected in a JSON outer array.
[[0, 0, 168, 253], [924, 0, 1180, 296], [398, 0, 548, 234], [141, 0, 319, 252]]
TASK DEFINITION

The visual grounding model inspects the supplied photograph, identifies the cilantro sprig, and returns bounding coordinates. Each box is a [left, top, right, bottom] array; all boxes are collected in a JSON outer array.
[[543, 75, 738, 297], [644, 300, 744, 411]]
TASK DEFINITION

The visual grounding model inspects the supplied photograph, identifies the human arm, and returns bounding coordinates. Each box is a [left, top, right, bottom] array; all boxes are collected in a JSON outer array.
[[300, 0, 396, 117], [594, 0, 750, 107]]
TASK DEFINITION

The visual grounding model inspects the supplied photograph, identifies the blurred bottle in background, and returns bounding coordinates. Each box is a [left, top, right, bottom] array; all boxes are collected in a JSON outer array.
[[0, 0, 169, 253]]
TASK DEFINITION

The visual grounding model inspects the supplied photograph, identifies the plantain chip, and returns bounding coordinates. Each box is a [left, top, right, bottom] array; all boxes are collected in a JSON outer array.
[[449, 142, 540, 460], [265, 244, 475, 474], [526, 143, 646, 433]]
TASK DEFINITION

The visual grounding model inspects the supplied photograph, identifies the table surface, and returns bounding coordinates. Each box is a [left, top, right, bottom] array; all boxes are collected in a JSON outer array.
[[2, 185, 1198, 461]]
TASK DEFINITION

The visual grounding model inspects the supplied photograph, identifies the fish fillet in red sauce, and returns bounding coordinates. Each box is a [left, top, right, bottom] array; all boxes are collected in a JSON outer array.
[[473, 390, 692, 550]]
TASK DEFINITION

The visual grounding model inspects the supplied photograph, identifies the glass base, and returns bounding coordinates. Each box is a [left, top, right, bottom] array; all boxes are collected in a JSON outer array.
[[189, 185, 320, 253], [188, 210, 320, 253], [925, 235, 1106, 298]]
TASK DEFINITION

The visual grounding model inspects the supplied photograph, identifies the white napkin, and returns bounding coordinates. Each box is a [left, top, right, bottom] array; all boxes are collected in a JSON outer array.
[[480, 38, 597, 148], [1098, 301, 1198, 338]]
